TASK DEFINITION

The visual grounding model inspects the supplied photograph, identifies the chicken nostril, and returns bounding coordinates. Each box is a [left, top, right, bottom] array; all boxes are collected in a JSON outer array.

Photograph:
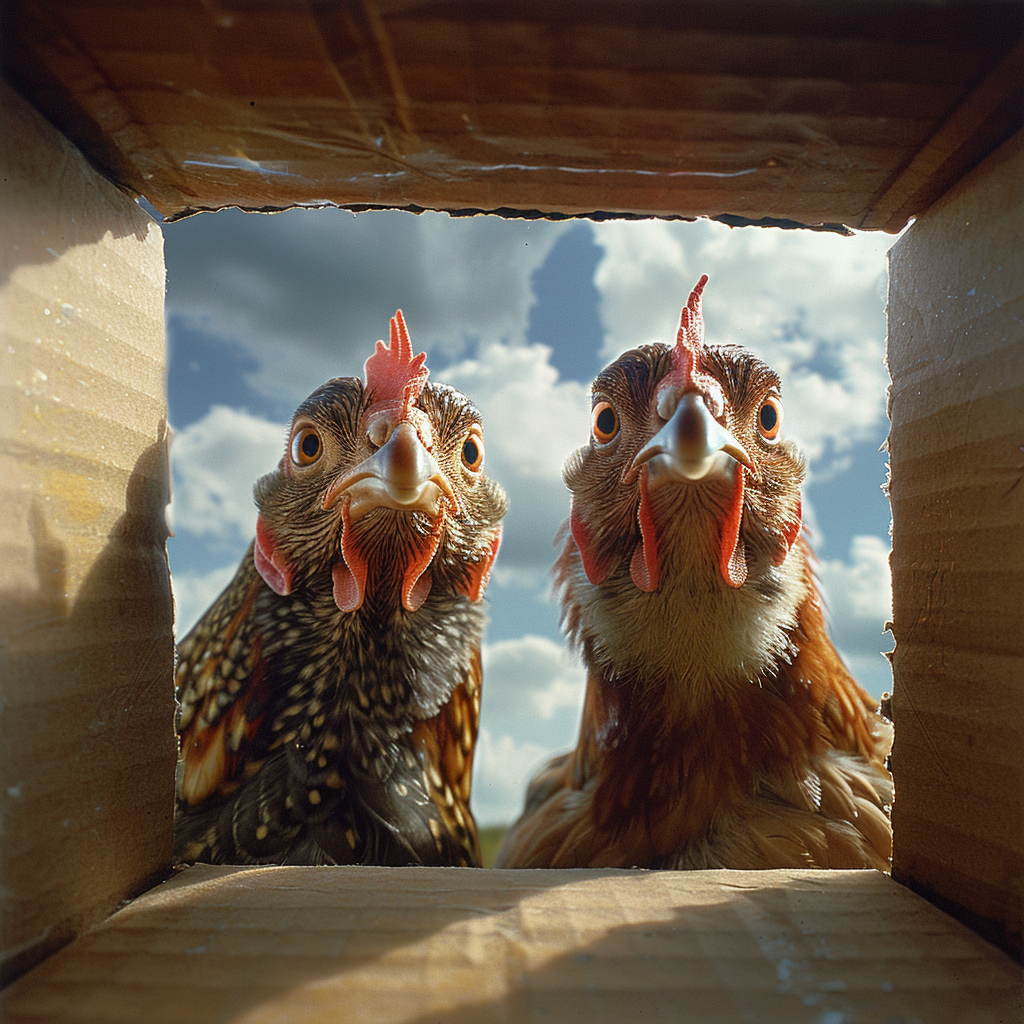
[[367, 417, 392, 450], [656, 386, 680, 422]]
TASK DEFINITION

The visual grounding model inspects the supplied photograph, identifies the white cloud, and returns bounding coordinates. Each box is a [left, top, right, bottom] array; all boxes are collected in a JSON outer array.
[[172, 562, 239, 637], [164, 208, 573, 407], [490, 563, 554, 589], [441, 341, 591, 481], [440, 341, 590, 581], [591, 219, 897, 468], [471, 727, 553, 828], [816, 534, 894, 698], [169, 406, 285, 633], [817, 533, 892, 624], [471, 634, 586, 825], [170, 405, 286, 544], [481, 634, 587, 723]]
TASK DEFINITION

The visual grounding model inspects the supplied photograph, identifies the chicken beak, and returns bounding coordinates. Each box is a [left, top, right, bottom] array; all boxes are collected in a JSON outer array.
[[632, 391, 752, 484], [322, 421, 460, 517]]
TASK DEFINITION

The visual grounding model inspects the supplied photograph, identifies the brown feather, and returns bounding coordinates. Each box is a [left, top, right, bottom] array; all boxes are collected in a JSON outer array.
[[496, 285, 891, 872], [176, 565, 266, 805], [411, 650, 483, 865]]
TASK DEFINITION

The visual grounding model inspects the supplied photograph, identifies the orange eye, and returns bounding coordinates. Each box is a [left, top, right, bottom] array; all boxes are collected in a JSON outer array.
[[757, 397, 783, 443], [591, 401, 619, 444], [290, 426, 322, 466], [461, 432, 484, 472]]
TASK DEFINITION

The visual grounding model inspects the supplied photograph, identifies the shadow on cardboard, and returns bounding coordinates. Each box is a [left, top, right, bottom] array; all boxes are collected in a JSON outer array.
[[0, 433, 176, 986]]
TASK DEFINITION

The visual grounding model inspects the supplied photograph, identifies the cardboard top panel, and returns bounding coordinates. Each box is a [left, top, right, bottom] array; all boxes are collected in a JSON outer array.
[[2, 865, 1022, 1023], [4, 1, 1023, 231]]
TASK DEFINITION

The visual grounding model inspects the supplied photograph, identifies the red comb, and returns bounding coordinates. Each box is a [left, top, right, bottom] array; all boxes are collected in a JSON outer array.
[[363, 309, 429, 418], [665, 274, 709, 391]]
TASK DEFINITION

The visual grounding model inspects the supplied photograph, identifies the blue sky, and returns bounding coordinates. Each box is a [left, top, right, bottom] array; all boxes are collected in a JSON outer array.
[[161, 208, 897, 825]]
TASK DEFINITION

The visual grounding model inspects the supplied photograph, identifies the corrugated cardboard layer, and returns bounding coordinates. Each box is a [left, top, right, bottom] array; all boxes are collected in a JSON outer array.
[[2, 865, 1021, 1023], [887, 129, 1024, 958], [4, 2, 1023, 230], [0, 78, 176, 985]]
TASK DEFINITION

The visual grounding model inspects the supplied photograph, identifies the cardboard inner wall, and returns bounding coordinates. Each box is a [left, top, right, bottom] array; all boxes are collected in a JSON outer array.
[[0, 79, 176, 985], [3, 865, 1022, 1024], [888, 128, 1024, 959]]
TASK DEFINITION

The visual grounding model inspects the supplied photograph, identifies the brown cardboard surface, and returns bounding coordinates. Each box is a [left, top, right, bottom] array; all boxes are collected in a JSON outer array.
[[2, 865, 1022, 1023], [4, 2, 1023, 230], [0, 78, 176, 985], [1, 0, 1023, 994], [887, 129, 1024, 958]]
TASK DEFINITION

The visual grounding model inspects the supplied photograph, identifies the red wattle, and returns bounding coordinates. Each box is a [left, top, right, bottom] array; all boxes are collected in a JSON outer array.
[[404, 569, 433, 612], [332, 561, 363, 613], [630, 468, 659, 592], [782, 498, 803, 555], [253, 516, 293, 596], [401, 511, 444, 612], [571, 505, 610, 586], [720, 467, 747, 588], [335, 502, 367, 612], [461, 527, 502, 603]]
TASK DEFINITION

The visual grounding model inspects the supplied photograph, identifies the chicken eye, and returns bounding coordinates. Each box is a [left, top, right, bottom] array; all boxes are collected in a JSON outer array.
[[461, 434, 484, 472], [290, 426, 322, 466], [757, 397, 783, 443], [591, 401, 619, 444]]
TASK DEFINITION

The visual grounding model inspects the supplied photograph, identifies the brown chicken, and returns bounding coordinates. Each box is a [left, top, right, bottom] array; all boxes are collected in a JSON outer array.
[[496, 276, 892, 870], [175, 311, 507, 866]]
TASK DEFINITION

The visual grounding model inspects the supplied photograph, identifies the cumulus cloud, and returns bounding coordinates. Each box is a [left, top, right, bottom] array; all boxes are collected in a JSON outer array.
[[816, 534, 894, 697], [591, 219, 896, 466], [172, 562, 239, 638], [170, 405, 287, 544], [471, 728, 553, 828], [472, 634, 587, 825], [439, 341, 590, 581], [168, 405, 287, 632], [817, 534, 893, 623], [164, 207, 573, 407], [480, 634, 586, 727]]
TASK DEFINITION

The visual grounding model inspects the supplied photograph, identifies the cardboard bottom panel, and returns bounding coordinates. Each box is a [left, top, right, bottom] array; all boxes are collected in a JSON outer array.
[[2, 865, 1020, 1023]]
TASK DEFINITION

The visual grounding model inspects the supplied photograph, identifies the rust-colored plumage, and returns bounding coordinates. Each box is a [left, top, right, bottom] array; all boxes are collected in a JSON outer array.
[[175, 312, 507, 866], [496, 276, 892, 870]]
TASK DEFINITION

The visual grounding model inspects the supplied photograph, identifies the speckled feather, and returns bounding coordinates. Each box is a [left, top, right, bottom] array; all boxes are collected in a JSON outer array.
[[175, 361, 505, 867]]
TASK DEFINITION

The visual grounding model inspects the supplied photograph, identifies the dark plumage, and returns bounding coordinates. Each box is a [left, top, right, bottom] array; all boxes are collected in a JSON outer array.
[[174, 312, 507, 866], [496, 276, 892, 870]]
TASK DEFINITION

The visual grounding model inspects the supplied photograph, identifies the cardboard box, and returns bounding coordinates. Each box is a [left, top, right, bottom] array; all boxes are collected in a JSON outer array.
[[0, 80, 177, 987], [4, 2, 1023, 230], [2, 865, 1023, 1023], [888, 129, 1024, 959], [1, 2, 1023, 1016]]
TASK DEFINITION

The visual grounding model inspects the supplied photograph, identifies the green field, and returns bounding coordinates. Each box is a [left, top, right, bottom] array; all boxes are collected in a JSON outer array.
[[477, 826, 507, 868]]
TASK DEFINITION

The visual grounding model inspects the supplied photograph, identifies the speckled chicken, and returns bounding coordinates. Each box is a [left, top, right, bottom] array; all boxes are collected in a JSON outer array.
[[496, 276, 892, 871], [175, 312, 507, 866]]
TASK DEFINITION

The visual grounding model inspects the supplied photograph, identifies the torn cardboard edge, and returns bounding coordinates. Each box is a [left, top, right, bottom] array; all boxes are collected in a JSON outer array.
[[156, 199, 855, 234]]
